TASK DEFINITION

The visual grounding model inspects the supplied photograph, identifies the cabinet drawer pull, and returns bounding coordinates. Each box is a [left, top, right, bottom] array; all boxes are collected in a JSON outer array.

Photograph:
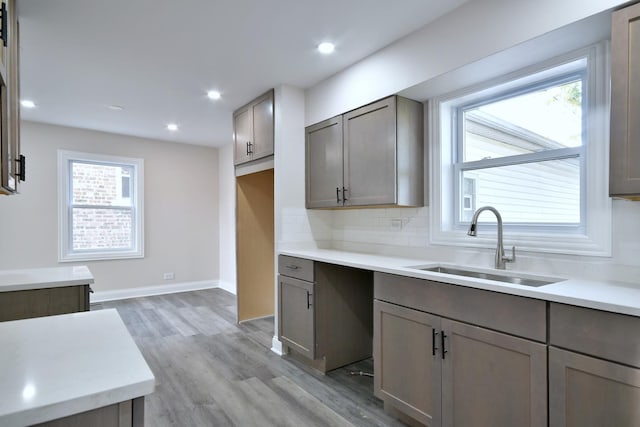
[[285, 265, 300, 270], [306, 291, 312, 309], [441, 332, 448, 360], [432, 329, 439, 356]]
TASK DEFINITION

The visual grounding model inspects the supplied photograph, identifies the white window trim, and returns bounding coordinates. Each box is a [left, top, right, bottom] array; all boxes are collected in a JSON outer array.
[[57, 150, 145, 262], [428, 42, 612, 257]]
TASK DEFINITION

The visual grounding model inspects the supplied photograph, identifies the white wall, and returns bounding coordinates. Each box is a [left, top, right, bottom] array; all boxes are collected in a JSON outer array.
[[305, 0, 625, 125], [217, 143, 237, 294], [0, 121, 220, 292], [293, 0, 640, 284]]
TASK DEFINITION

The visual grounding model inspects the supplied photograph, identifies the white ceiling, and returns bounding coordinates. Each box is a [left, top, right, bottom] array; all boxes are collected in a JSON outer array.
[[17, 0, 469, 147]]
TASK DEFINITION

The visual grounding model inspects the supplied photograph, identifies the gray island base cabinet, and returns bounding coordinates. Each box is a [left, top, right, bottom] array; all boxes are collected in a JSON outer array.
[[34, 398, 144, 427], [278, 255, 373, 373], [0, 285, 91, 322]]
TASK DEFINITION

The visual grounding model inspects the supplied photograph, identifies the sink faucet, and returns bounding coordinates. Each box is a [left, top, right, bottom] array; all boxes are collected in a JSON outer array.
[[467, 206, 516, 270]]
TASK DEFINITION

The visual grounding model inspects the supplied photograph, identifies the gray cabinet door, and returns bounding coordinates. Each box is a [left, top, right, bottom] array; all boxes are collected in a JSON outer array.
[[305, 115, 343, 208], [549, 346, 640, 427], [343, 97, 397, 206], [610, 2, 640, 198], [278, 275, 315, 359], [250, 90, 274, 160], [373, 300, 441, 426], [441, 319, 547, 427], [233, 106, 252, 165]]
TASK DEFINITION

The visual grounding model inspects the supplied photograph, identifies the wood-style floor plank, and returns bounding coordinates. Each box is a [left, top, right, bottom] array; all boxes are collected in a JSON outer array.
[[95, 289, 404, 426]]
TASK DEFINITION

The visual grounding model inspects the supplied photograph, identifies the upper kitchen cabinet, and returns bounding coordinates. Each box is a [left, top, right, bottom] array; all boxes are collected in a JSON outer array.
[[233, 89, 274, 166], [305, 95, 424, 209], [610, 3, 640, 199], [0, 0, 23, 195], [305, 115, 343, 207]]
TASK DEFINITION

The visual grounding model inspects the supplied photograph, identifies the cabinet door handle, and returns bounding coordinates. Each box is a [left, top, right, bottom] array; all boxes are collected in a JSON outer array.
[[248, 141, 253, 154], [342, 187, 348, 201], [441, 332, 448, 359], [0, 2, 7, 47], [306, 291, 312, 309], [285, 265, 300, 270], [246, 141, 249, 155], [15, 155, 25, 182], [432, 329, 439, 356], [336, 187, 342, 203]]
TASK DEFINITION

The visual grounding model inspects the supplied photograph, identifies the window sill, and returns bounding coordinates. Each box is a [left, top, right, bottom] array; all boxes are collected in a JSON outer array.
[[58, 251, 144, 263]]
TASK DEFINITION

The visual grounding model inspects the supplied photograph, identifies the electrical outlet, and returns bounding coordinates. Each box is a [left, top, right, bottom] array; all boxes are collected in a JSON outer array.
[[390, 218, 403, 230], [163, 272, 175, 280]]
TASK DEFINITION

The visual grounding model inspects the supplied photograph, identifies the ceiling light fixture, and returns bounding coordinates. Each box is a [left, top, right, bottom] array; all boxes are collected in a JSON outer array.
[[167, 123, 179, 131], [317, 42, 335, 54], [20, 100, 36, 108], [207, 90, 221, 100], [107, 105, 124, 111]]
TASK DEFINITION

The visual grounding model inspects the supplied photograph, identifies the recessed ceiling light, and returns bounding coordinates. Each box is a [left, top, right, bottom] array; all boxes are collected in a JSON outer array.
[[317, 42, 335, 54], [107, 105, 124, 111], [207, 90, 221, 100], [167, 123, 179, 131], [20, 100, 36, 108]]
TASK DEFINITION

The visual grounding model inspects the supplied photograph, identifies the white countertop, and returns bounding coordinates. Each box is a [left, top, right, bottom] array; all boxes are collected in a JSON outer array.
[[0, 266, 94, 292], [0, 309, 155, 427], [280, 248, 640, 317]]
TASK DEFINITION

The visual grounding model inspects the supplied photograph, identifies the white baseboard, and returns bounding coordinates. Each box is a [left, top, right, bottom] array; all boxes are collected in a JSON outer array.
[[271, 335, 284, 355], [91, 280, 219, 303], [217, 280, 237, 295]]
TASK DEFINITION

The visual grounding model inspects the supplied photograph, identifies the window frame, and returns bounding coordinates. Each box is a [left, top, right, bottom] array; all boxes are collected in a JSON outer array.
[[57, 150, 144, 262], [428, 42, 612, 257]]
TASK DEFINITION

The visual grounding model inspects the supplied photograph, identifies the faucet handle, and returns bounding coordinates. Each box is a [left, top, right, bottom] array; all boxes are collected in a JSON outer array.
[[503, 246, 516, 263]]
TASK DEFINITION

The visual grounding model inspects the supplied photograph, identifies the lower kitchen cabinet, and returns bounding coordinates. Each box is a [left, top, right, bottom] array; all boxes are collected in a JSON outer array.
[[34, 397, 144, 427], [278, 256, 373, 373], [373, 299, 547, 427], [548, 302, 640, 427], [374, 300, 442, 426], [0, 284, 90, 322], [549, 346, 640, 427], [278, 275, 315, 359], [441, 319, 547, 427]]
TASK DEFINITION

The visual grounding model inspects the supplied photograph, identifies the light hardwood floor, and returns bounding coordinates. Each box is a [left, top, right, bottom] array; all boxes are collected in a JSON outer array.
[[95, 289, 404, 427]]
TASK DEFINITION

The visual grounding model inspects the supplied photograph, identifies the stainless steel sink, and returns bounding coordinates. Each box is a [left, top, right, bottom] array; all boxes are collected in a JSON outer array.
[[417, 266, 557, 287]]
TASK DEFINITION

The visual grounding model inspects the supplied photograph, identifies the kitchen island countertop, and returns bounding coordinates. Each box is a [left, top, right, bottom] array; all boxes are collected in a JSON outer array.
[[0, 309, 155, 426], [0, 266, 94, 292]]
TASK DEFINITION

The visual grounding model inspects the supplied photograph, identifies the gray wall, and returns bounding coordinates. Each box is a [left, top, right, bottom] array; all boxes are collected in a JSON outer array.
[[0, 121, 220, 292]]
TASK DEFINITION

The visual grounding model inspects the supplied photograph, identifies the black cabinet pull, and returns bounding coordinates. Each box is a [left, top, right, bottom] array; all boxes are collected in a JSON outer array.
[[0, 2, 7, 48], [336, 187, 342, 204], [432, 329, 439, 356], [15, 155, 25, 182], [342, 187, 348, 201], [246, 141, 249, 155], [441, 332, 448, 359], [306, 291, 312, 309], [248, 141, 253, 154]]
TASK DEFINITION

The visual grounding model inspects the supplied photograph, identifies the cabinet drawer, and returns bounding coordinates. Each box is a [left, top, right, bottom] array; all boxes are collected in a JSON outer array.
[[374, 272, 546, 342], [550, 303, 640, 368], [278, 255, 314, 282]]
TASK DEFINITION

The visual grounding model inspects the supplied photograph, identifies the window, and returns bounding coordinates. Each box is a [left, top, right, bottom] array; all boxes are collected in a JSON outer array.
[[429, 43, 611, 256], [58, 150, 144, 262]]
